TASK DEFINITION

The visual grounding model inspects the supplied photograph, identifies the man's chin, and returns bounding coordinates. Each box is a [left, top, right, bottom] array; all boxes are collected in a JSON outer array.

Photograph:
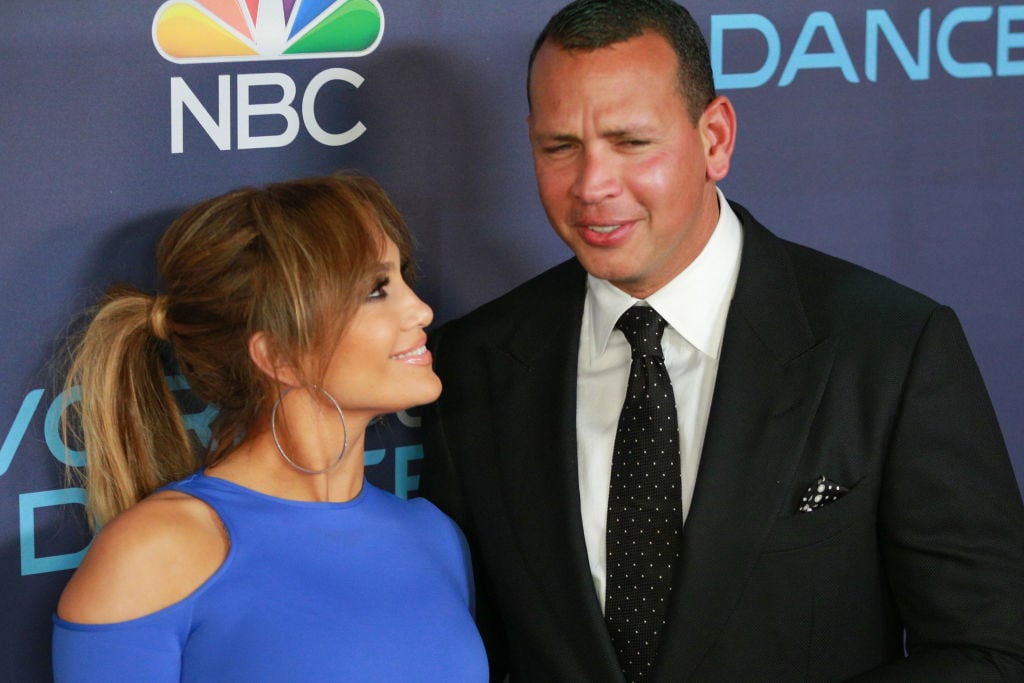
[[575, 258, 642, 291]]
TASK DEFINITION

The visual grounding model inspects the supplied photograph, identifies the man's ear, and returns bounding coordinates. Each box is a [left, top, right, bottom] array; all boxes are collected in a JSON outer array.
[[248, 332, 301, 388], [701, 95, 737, 182]]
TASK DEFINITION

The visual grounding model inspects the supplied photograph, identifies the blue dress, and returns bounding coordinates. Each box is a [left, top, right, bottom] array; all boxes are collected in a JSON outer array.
[[52, 471, 487, 681]]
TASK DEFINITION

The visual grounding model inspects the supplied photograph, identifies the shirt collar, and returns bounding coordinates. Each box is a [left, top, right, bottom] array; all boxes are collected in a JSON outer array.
[[585, 188, 743, 360]]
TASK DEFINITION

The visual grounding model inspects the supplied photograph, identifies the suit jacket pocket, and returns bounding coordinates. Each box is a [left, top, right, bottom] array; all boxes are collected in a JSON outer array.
[[762, 476, 876, 553]]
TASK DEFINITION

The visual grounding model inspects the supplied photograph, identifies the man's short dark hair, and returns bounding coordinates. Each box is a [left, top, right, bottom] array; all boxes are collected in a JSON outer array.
[[527, 0, 716, 123]]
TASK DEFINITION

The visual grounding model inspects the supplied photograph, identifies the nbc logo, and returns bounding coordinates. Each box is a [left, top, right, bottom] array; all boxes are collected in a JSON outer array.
[[153, 0, 384, 63], [158, 0, 385, 153]]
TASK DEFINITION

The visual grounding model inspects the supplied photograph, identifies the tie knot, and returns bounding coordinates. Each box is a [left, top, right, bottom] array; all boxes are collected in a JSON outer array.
[[615, 306, 667, 359]]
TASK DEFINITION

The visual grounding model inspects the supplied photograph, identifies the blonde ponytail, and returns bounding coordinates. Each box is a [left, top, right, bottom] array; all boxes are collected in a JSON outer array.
[[63, 285, 194, 529]]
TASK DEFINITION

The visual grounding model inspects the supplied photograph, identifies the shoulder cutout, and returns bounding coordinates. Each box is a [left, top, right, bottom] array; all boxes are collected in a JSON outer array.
[[57, 490, 229, 624]]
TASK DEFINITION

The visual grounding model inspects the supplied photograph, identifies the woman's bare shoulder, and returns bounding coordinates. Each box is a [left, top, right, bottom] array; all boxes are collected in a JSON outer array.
[[57, 490, 229, 625]]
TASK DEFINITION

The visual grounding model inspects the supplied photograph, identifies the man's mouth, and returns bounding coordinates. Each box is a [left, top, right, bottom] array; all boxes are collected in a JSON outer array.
[[575, 220, 635, 246]]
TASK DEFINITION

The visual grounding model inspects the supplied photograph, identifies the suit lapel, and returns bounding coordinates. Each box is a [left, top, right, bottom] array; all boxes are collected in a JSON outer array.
[[486, 260, 623, 673], [656, 208, 837, 679]]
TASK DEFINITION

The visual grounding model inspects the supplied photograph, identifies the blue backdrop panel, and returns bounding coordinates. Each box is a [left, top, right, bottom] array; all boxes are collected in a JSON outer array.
[[2, 1, 1021, 679]]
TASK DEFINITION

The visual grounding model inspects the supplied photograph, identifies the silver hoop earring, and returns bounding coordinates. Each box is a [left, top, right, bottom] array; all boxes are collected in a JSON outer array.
[[270, 386, 349, 475]]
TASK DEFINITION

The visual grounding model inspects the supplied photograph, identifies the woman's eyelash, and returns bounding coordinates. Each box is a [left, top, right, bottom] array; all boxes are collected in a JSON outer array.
[[368, 277, 390, 299]]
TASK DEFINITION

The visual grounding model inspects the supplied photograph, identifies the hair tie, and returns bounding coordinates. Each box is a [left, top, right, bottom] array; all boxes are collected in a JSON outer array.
[[150, 294, 171, 341]]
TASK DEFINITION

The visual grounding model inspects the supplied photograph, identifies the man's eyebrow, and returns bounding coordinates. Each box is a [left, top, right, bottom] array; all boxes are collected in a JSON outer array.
[[603, 122, 658, 138], [533, 131, 578, 142], [534, 124, 656, 142]]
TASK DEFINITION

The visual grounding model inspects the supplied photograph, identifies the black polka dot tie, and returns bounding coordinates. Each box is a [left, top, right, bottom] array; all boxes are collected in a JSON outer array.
[[605, 305, 682, 681]]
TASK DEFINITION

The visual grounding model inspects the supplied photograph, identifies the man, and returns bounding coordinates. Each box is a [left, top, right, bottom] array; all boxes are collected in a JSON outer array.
[[421, 0, 1024, 680]]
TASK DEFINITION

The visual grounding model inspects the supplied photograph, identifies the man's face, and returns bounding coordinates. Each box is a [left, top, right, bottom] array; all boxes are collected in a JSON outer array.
[[528, 32, 729, 298]]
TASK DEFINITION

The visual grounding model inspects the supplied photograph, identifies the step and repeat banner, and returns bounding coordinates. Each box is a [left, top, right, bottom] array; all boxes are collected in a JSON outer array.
[[2, 1, 1022, 678]]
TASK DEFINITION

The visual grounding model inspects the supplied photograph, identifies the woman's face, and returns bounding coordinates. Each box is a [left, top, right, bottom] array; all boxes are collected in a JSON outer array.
[[319, 238, 440, 424]]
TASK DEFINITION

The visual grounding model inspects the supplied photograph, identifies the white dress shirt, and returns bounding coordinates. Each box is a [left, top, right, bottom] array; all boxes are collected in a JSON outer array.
[[576, 190, 743, 611]]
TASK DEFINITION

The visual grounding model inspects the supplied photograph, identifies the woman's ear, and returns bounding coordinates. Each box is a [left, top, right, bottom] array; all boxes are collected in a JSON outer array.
[[248, 332, 301, 387]]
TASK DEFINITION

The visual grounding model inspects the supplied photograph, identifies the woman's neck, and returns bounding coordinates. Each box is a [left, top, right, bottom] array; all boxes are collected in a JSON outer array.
[[208, 424, 367, 503]]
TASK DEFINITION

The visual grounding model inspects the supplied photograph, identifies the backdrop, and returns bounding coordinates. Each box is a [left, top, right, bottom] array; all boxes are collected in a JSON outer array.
[[2, 1, 1021, 679]]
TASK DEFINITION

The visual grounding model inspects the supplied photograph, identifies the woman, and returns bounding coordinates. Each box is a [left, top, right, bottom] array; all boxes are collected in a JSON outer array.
[[52, 173, 487, 681]]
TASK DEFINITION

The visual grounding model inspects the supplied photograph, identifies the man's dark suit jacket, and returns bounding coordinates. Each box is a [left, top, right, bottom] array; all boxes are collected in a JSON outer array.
[[421, 203, 1024, 681]]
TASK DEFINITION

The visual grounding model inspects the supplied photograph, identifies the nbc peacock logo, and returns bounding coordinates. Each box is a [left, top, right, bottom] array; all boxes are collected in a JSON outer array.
[[153, 0, 385, 64]]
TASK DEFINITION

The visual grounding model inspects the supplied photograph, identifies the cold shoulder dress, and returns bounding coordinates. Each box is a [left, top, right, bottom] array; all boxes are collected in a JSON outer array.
[[52, 471, 487, 681]]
